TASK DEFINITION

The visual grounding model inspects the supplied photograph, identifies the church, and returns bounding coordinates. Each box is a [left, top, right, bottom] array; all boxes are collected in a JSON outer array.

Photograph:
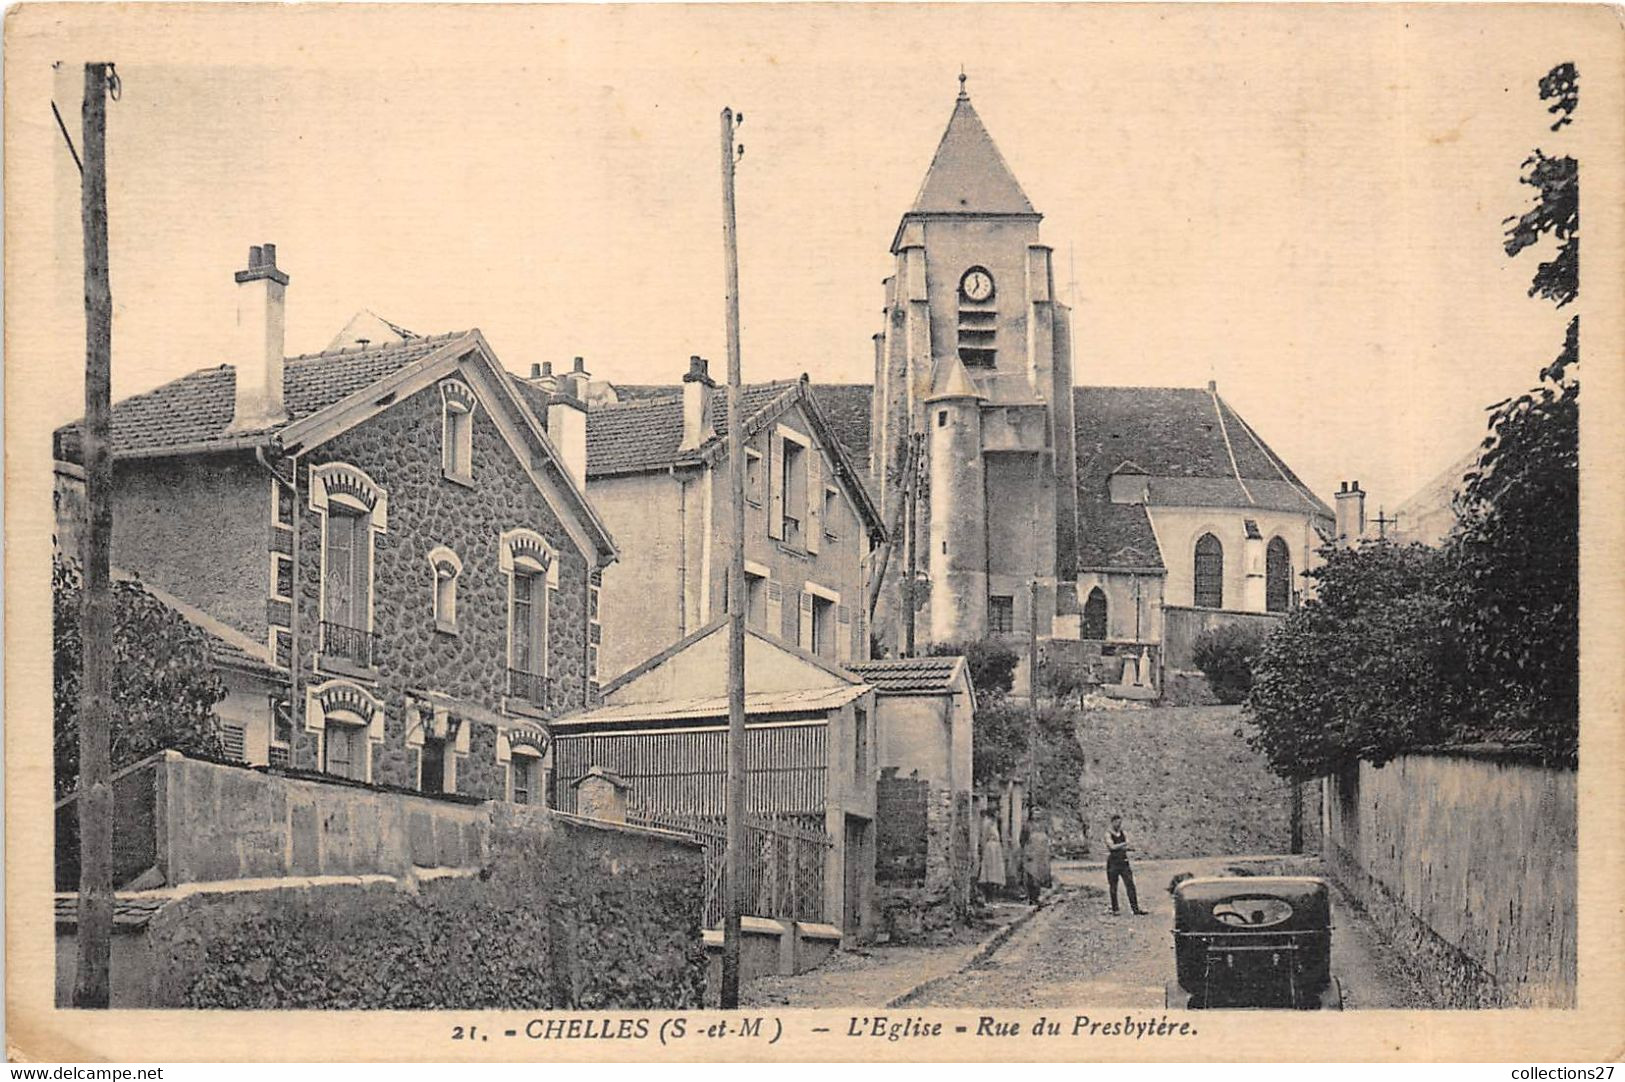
[[813, 79, 1334, 685]]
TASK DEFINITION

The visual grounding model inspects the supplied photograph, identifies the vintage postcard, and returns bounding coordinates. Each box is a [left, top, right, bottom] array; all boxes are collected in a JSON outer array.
[[5, 2, 1623, 1064]]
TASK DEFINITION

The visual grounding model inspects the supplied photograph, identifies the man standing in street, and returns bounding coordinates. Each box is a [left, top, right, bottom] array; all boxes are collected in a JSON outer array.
[[1106, 814, 1148, 915]]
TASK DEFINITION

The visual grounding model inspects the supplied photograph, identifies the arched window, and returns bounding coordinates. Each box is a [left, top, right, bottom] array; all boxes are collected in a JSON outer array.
[[1194, 533, 1224, 609], [427, 546, 462, 633], [1082, 587, 1109, 640], [1266, 537, 1292, 613]]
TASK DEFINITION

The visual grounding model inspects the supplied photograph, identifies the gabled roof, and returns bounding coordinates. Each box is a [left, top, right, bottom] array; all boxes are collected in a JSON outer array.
[[907, 90, 1036, 218], [113, 567, 282, 680], [586, 380, 797, 477], [809, 384, 874, 468], [55, 330, 619, 564], [845, 655, 970, 696], [585, 377, 886, 538], [1072, 386, 1332, 569], [325, 310, 419, 352], [54, 332, 466, 461]]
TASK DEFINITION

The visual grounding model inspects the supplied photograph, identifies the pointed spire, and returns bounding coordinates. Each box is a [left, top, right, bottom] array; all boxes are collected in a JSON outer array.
[[907, 80, 1035, 216], [924, 355, 987, 402]]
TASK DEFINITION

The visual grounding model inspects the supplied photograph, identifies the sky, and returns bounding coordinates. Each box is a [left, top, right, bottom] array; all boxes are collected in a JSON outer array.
[[24, 4, 1609, 511]]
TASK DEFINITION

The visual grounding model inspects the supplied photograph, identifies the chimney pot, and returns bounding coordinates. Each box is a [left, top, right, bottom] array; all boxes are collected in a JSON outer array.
[[248, 245, 263, 268], [529, 362, 542, 379], [542, 361, 554, 377], [1207, 379, 1217, 392], [262, 243, 277, 267], [573, 356, 586, 373]]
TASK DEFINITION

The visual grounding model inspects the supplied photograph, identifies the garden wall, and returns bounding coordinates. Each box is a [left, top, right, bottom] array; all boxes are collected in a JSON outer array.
[[56, 754, 708, 1008], [57, 751, 490, 890], [1323, 752, 1576, 1007]]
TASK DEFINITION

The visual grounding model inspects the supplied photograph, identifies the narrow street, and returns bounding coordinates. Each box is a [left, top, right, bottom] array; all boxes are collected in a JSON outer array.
[[746, 856, 1432, 1009]]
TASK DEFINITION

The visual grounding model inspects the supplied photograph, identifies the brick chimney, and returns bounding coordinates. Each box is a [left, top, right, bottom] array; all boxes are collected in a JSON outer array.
[[1334, 480, 1367, 545], [226, 244, 290, 433], [680, 355, 717, 452], [563, 355, 591, 400]]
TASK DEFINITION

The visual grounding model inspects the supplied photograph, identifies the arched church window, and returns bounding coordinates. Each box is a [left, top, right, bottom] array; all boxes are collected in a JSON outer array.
[[1082, 587, 1109, 640], [1266, 537, 1292, 613], [957, 266, 997, 367], [1194, 533, 1224, 609]]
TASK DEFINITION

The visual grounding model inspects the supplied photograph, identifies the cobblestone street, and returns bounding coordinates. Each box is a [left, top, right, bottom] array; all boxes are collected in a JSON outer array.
[[744, 856, 1431, 1009]]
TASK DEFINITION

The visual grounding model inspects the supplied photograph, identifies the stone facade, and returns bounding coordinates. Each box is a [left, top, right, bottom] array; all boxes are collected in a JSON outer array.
[[288, 376, 595, 793], [589, 392, 874, 680]]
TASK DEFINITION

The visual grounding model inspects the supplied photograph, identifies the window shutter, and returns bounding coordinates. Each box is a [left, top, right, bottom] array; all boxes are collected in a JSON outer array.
[[805, 448, 822, 554], [767, 429, 785, 540], [766, 579, 783, 640], [799, 590, 814, 649], [354, 517, 373, 630], [837, 604, 852, 662]]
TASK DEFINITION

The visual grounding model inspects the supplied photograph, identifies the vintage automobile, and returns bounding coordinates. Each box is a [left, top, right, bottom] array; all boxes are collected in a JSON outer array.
[[1165, 875, 1345, 1009]]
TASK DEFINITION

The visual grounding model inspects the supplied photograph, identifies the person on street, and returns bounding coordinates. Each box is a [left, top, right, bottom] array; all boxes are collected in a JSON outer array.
[[978, 814, 1006, 903], [1105, 814, 1147, 915], [1021, 813, 1052, 906]]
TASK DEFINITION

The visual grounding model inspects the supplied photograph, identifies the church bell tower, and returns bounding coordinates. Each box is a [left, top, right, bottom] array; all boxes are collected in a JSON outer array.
[[871, 76, 1080, 653]]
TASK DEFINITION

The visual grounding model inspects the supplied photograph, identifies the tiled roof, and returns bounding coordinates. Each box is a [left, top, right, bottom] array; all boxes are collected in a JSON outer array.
[[585, 381, 800, 477], [810, 384, 874, 468], [113, 569, 282, 679], [54, 332, 470, 460], [1072, 386, 1331, 569], [846, 655, 965, 694]]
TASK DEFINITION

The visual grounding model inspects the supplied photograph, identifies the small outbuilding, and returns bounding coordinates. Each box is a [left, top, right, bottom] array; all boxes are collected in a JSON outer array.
[[844, 655, 976, 924], [548, 618, 877, 940]]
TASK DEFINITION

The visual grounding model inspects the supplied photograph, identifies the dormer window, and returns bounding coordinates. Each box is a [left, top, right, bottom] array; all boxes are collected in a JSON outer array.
[[957, 265, 997, 367], [440, 379, 477, 484]]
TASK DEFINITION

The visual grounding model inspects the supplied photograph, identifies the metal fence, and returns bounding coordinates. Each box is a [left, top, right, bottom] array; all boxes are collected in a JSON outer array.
[[628, 806, 831, 929]]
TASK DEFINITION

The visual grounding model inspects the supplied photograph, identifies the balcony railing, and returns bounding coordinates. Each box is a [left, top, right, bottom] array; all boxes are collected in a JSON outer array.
[[320, 621, 377, 668], [507, 668, 551, 709]]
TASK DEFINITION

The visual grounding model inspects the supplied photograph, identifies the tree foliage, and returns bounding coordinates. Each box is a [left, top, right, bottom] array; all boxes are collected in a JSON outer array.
[[1445, 343, 1578, 757], [1191, 623, 1269, 705], [1246, 62, 1581, 778], [1503, 63, 1578, 309], [54, 556, 228, 798], [1245, 543, 1467, 780]]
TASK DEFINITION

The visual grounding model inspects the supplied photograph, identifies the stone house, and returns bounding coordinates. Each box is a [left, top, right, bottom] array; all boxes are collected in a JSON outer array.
[[549, 619, 879, 940], [568, 359, 886, 681], [53, 244, 617, 802], [845, 655, 977, 927]]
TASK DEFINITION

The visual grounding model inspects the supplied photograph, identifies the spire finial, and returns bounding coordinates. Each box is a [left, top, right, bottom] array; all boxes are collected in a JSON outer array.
[[958, 67, 969, 99]]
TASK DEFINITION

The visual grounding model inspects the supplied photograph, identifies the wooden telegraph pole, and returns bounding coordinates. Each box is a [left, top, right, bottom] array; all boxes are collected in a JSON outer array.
[[74, 60, 116, 1009], [719, 106, 747, 1009]]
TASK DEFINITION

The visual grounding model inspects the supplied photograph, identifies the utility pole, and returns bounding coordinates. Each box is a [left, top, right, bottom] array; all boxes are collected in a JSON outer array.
[[74, 60, 116, 1009], [719, 105, 747, 1010], [1027, 578, 1040, 804]]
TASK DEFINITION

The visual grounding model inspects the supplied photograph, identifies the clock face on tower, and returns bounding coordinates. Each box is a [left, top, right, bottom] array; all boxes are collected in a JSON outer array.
[[960, 267, 995, 303]]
